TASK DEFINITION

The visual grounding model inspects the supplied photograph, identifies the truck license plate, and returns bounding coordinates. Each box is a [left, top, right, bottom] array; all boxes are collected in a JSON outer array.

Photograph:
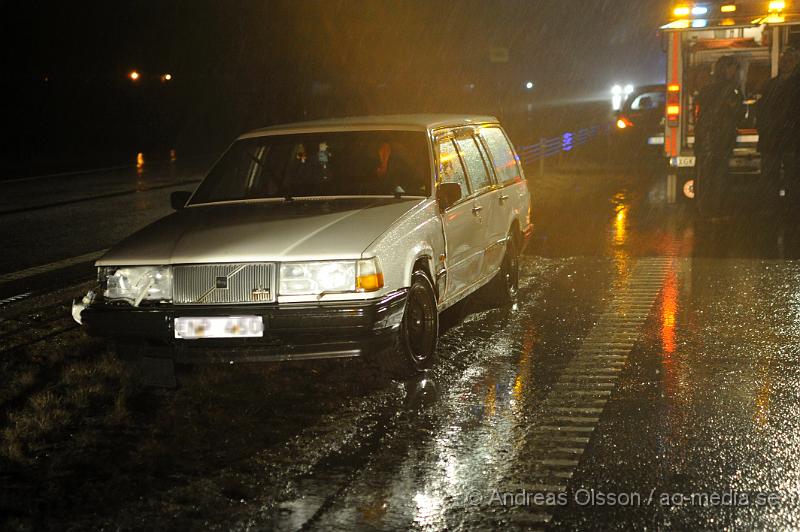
[[174, 316, 264, 339], [673, 156, 696, 167]]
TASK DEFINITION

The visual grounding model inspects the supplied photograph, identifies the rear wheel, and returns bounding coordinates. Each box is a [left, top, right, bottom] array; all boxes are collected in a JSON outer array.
[[374, 270, 439, 379], [483, 235, 519, 306]]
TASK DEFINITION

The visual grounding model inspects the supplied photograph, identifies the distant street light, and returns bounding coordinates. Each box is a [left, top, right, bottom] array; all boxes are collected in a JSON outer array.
[[129, 70, 140, 81], [161, 73, 172, 82], [525, 81, 534, 90]]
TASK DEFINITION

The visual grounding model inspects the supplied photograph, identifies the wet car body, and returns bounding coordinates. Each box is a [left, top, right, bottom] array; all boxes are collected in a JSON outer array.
[[74, 114, 533, 375], [613, 84, 666, 157]]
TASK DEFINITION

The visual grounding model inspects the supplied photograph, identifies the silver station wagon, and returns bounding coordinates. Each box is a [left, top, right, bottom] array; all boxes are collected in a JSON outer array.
[[74, 114, 532, 377]]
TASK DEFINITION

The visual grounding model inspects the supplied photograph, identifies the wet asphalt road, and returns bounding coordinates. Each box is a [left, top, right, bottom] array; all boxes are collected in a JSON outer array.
[[0, 159, 209, 274], [3, 159, 800, 530]]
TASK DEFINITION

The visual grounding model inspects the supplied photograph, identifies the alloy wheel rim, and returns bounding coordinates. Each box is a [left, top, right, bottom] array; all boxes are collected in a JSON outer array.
[[405, 283, 436, 363]]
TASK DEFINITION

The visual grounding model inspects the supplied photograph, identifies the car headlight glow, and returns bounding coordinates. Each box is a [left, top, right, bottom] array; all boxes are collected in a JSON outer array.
[[279, 258, 383, 296], [101, 266, 173, 305]]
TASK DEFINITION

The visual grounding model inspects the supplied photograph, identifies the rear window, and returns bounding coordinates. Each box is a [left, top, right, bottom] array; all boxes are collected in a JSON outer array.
[[681, 32, 771, 141], [190, 130, 431, 204], [629, 91, 665, 111], [480, 127, 522, 186], [455, 136, 493, 191]]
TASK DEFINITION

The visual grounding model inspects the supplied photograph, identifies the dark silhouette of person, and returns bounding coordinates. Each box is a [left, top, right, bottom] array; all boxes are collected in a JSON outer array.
[[758, 47, 800, 204], [284, 142, 327, 196], [359, 140, 416, 195], [694, 55, 743, 214], [790, 55, 800, 197]]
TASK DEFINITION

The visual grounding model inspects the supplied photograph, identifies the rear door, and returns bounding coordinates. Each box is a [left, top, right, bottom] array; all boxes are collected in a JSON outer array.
[[478, 126, 528, 269], [454, 134, 501, 281]]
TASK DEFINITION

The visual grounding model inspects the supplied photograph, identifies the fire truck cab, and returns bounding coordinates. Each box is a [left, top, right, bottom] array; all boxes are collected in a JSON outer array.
[[659, 1, 800, 200]]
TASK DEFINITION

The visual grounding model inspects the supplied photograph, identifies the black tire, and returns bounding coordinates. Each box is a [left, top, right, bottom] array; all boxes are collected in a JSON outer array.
[[484, 235, 520, 306], [373, 270, 439, 379]]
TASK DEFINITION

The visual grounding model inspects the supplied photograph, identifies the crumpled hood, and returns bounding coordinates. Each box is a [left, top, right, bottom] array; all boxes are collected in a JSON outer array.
[[97, 198, 424, 266]]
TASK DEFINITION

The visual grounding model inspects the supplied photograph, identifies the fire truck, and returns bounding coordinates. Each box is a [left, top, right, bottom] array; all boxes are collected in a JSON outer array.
[[658, 1, 800, 202]]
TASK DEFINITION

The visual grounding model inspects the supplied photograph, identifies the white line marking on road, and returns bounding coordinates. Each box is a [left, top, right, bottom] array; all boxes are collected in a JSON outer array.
[[502, 258, 673, 526]]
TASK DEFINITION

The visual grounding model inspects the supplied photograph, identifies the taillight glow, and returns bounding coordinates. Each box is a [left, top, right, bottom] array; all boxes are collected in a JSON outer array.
[[616, 117, 634, 129], [769, 1, 786, 11], [667, 105, 681, 116], [667, 83, 680, 92]]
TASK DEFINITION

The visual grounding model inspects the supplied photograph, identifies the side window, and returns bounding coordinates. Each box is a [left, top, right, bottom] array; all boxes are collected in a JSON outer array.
[[455, 136, 493, 192], [480, 127, 521, 186], [631, 92, 665, 111], [437, 139, 469, 200]]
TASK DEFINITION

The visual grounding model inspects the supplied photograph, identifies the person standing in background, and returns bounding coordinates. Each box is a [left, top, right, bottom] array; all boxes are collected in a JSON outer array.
[[694, 55, 743, 215], [757, 47, 800, 205]]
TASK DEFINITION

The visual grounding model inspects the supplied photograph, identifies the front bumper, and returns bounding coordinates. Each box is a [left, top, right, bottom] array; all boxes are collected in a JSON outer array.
[[78, 289, 407, 363]]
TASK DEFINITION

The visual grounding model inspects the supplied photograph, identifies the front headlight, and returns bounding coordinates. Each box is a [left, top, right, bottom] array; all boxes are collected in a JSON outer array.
[[101, 266, 173, 305], [279, 258, 383, 296]]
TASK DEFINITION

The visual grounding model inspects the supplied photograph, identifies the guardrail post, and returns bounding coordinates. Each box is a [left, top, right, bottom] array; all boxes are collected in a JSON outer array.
[[539, 138, 545, 176]]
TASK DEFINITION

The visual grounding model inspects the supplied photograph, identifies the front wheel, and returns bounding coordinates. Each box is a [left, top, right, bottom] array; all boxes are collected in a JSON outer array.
[[373, 270, 439, 379]]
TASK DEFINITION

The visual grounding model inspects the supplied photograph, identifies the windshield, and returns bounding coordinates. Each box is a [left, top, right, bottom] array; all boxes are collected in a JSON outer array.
[[190, 130, 431, 205]]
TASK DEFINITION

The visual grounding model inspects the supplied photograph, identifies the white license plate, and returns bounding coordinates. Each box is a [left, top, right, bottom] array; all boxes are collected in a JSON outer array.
[[673, 156, 696, 167], [174, 316, 264, 339], [728, 157, 759, 168]]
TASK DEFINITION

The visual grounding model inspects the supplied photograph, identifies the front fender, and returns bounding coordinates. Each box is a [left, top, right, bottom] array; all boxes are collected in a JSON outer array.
[[363, 200, 444, 298]]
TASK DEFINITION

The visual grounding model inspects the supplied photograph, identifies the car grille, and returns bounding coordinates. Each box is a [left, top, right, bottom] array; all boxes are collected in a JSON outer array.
[[173, 263, 275, 304]]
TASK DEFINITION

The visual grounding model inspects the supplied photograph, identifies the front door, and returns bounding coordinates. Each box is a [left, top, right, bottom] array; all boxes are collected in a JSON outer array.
[[436, 137, 483, 300]]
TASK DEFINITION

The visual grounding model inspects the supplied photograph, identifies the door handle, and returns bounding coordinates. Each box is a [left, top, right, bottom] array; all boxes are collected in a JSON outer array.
[[471, 205, 483, 215], [499, 194, 509, 203]]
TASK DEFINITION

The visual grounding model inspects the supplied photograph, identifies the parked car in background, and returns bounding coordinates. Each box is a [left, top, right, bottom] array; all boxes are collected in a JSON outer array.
[[72, 115, 533, 378], [612, 84, 666, 158]]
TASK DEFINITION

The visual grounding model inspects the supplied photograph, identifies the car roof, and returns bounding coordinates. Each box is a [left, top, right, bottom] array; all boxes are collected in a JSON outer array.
[[239, 114, 500, 138], [631, 84, 665, 95]]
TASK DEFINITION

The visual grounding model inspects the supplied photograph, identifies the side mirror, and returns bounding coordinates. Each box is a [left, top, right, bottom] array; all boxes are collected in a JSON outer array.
[[436, 182, 462, 211], [170, 191, 192, 211]]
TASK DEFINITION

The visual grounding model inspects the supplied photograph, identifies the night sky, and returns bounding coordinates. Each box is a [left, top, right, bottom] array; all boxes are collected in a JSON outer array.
[[2, 0, 668, 175]]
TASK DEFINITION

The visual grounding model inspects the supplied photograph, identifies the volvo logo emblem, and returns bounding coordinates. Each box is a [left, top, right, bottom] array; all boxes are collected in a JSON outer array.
[[215, 276, 228, 289], [251, 287, 270, 301]]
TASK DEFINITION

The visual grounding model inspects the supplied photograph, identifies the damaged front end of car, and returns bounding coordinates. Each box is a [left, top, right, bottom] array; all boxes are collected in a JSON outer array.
[[72, 266, 172, 325]]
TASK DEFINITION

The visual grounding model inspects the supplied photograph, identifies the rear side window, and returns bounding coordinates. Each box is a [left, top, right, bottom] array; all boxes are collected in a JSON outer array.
[[437, 139, 469, 201], [455, 136, 493, 191], [630, 91, 665, 111], [480, 127, 522, 186]]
